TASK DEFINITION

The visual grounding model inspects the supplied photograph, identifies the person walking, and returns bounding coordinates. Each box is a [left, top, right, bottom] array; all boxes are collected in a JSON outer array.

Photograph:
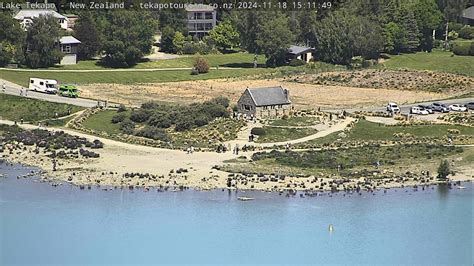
[[2, 83, 6, 93]]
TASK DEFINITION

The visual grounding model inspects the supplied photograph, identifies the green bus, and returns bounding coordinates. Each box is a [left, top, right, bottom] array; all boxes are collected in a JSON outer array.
[[58, 84, 79, 98]]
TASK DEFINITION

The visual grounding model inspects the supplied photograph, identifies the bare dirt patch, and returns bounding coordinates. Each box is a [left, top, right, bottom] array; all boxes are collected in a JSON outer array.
[[290, 69, 473, 94], [80, 78, 447, 109]]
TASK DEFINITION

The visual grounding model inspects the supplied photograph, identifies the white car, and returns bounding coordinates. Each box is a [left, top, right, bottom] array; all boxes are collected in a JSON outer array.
[[410, 106, 429, 115], [387, 102, 400, 113], [449, 104, 467, 112]]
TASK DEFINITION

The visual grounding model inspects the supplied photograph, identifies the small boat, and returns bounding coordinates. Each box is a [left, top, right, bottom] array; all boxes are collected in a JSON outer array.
[[237, 196, 255, 201], [458, 186, 466, 189]]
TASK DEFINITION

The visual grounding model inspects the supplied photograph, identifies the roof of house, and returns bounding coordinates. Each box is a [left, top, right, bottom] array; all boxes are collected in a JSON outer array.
[[462, 6, 474, 20], [245, 86, 291, 107], [288, 45, 313, 55], [60, 36, 81, 44], [14, 10, 66, 20], [185, 4, 215, 12]]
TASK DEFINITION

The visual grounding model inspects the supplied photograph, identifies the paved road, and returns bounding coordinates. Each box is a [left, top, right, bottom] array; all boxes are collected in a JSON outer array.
[[0, 79, 107, 108]]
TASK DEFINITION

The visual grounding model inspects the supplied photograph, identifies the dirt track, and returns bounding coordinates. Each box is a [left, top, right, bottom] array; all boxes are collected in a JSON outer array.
[[79, 78, 448, 109]]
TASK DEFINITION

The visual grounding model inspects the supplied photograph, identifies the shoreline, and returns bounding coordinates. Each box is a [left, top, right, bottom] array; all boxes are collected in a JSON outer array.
[[2, 151, 472, 194], [1, 120, 473, 193], [2, 160, 472, 196]]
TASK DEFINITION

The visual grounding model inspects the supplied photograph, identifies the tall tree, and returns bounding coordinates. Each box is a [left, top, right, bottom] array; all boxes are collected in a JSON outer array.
[[74, 12, 102, 60], [232, 10, 268, 53], [160, 26, 175, 53], [209, 19, 239, 51], [398, 5, 421, 52], [101, 11, 157, 67], [295, 10, 318, 46], [414, 0, 443, 51], [255, 12, 294, 67], [158, 9, 187, 33], [0, 11, 25, 66], [25, 15, 63, 68]]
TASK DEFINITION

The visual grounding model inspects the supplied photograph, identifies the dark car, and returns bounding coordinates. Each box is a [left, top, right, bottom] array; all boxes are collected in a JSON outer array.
[[430, 102, 449, 113], [466, 102, 474, 110], [418, 104, 434, 114]]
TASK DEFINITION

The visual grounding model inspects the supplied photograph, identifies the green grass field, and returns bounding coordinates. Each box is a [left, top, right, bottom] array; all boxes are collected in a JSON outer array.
[[381, 50, 474, 76], [255, 126, 318, 143], [268, 116, 321, 127], [0, 93, 83, 122], [43, 53, 266, 70], [0, 68, 273, 87], [348, 119, 474, 140], [304, 119, 474, 147], [82, 110, 122, 135]]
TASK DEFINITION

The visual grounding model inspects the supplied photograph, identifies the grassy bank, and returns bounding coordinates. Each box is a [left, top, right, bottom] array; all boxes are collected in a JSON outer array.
[[241, 144, 465, 177], [0, 93, 83, 122], [381, 50, 474, 76], [301, 119, 474, 148], [0, 68, 274, 87]]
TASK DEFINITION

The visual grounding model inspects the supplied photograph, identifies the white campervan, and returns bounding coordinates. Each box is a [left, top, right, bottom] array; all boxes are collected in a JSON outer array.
[[29, 78, 58, 94]]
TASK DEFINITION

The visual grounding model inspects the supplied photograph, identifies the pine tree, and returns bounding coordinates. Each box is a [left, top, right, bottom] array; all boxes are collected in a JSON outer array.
[[74, 12, 102, 60], [437, 160, 450, 179], [398, 6, 421, 51]]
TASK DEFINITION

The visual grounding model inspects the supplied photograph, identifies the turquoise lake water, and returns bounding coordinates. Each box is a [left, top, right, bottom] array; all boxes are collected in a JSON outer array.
[[0, 162, 472, 265]]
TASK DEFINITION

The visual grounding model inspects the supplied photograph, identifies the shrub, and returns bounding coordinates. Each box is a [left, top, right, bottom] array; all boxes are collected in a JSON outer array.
[[289, 58, 305, 66], [117, 104, 127, 112], [111, 113, 126, 124], [452, 41, 474, 56], [182, 42, 199, 55], [251, 127, 266, 135], [148, 112, 172, 128], [212, 96, 230, 108], [175, 116, 194, 131], [194, 57, 210, 73], [141, 101, 161, 110], [135, 126, 169, 141], [130, 109, 152, 123], [119, 119, 135, 135], [459, 26, 474, 40], [200, 102, 228, 118], [193, 115, 210, 127]]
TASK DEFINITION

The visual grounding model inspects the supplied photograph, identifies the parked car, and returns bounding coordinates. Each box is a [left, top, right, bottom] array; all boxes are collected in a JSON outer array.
[[58, 84, 79, 98], [466, 102, 474, 110], [430, 102, 449, 113], [410, 106, 429, 115], [417, 104, 433, 114], [386, 102, 400, 113], [449, 104, 467, 112]]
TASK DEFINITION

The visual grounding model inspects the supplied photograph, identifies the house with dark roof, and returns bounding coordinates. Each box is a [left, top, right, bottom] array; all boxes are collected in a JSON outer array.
[[59, 36, 81, 65], [462, 6, 474, 25], [287, 45, 314, 63], [237, 86, 292, 117]]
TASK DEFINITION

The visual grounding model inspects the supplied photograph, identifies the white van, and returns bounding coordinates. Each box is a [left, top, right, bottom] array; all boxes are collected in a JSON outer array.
[[28, 78, 58, 94]]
